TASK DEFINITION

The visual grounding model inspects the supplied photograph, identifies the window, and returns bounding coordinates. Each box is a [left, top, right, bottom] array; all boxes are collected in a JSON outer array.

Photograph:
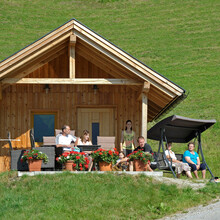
[[31, 112, 57, 143]]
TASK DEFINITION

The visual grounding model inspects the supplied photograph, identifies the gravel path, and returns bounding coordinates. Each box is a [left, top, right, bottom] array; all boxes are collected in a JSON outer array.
[[152, 176, 207, 190], [160, 199, 220, 220]]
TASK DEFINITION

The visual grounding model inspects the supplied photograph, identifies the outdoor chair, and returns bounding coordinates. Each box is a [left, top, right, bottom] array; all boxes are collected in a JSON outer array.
[[30, 129, 55, 170], [43, 136, 56, 145], [8, 132, 28, 171], [154, 152, 175, 171], [97, 136, 115, 150]]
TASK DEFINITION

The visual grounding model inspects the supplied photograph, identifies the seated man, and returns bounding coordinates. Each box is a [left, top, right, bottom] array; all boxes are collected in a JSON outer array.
[[56, 125, 77, 152], [182, 142, 206, 179], [130, 136, 153, 172], [134, 136, 153, 154]]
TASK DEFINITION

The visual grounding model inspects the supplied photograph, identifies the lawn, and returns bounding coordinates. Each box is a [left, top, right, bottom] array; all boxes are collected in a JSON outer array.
[[1, 0, 219, 175], [0, 0, 220, 218], [0, 171, 219, 219]]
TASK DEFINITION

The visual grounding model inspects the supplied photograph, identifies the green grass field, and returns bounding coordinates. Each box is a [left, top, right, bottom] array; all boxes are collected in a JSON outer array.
[[0, 0, 220, 218], [0, 171, 219, 219], [1, 0, 219, 175]]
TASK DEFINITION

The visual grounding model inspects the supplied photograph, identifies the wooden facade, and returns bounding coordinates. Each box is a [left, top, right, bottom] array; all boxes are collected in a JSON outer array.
[[0, 19, 186, 171]]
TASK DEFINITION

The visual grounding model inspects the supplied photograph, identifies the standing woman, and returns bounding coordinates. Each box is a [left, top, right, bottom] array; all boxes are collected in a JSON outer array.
[[120, 120, 136, 156]]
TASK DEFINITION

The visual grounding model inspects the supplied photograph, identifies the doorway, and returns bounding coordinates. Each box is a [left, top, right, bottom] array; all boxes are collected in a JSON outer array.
[[77, 108, 115, 144]]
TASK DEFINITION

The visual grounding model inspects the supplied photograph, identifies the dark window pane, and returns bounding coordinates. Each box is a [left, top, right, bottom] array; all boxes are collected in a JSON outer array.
[[34, 114, 55, 142], [92, 123, 99, 145]]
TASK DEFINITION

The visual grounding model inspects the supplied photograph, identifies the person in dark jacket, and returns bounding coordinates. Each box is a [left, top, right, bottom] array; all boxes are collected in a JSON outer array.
[[132, 136, 153, 171], [134, 136, 153, 153]]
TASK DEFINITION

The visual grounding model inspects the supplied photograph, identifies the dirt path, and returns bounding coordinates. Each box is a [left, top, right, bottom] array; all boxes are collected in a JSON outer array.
[[152, 176, 207, 190]]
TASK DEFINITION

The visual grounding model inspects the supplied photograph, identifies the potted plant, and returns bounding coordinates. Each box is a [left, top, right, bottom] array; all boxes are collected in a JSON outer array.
[[56, 151, 90, 171], [128, 150, 154, 171], [21, 149, 48, 171], [90, 148, 119, 171]]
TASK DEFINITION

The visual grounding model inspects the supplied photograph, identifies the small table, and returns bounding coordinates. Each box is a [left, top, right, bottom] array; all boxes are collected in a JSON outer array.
[[77, 145, 101, 152]]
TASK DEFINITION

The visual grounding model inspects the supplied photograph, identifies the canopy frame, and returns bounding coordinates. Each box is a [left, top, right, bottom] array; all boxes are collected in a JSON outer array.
[[148, 115, 216, 178]]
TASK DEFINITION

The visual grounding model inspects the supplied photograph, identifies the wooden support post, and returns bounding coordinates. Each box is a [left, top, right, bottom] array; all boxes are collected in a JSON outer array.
[[141, 93, 148, 141], [69, 34, 76, 78], [0, 82, 2, 100], [138, 81, 150, 101], [140, 81, 150, 140]]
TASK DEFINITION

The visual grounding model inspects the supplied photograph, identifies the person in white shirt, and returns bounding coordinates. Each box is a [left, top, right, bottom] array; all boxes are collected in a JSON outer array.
[[56, 125, 77, 152], [165, 142, 192, 178]]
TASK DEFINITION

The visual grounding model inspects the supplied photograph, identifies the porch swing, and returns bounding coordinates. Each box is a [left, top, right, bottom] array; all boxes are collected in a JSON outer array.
[[147, 115, 216, 178]]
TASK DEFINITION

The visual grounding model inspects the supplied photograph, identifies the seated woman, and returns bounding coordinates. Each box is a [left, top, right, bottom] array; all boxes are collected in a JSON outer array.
[[165, 143, 192, 178], [75, 130, 93, 171], [112, 152, 129, 171], [182, 142, 206, 179]]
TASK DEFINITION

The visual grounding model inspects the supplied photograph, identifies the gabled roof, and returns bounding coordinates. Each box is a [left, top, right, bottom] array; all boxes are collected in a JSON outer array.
[[0, 18, 186, 121]]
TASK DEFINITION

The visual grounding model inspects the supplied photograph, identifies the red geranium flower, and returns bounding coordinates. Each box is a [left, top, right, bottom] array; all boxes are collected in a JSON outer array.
[[76, 156, 80, 159], [72, 163, 76, 167]]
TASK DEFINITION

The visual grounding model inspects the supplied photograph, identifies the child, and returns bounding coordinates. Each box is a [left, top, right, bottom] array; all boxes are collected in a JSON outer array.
[[113, 152, 128, 171]]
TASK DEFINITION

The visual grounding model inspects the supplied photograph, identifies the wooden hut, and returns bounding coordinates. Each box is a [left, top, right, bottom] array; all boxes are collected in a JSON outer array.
[[0, 19, 186, 171]]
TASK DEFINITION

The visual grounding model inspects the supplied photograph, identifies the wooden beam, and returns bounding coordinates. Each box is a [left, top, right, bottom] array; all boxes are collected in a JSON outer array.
[[2, 78, 143, 85], [69, 34, 76, 78], [141, 93, 148, 141], [2, 44, 68, 90], [138, 81, 150, 101], [0, 32, 71, 79], [0, 82, 2, 100], [0, 21, 74, 70]]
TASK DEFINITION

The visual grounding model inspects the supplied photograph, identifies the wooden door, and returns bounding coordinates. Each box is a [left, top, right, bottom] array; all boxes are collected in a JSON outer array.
[[77, 108, 115, 144]]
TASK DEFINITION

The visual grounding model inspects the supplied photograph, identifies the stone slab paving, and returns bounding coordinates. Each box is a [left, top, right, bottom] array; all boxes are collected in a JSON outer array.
[[18, 171, 163, 177], [152, 176, 207, 190]]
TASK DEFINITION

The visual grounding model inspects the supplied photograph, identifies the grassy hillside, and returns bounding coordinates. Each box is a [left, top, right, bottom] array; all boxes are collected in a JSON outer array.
[[0, 172, 219, 219], [0, 0, 219, 176]]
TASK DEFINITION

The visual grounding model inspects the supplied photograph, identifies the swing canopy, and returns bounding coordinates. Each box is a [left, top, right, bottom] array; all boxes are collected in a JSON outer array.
[[147, 115, 216, 143]]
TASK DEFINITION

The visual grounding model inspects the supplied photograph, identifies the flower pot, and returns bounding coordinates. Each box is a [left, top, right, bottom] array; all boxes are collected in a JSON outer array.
[[133, 159, 148, 171], [28, 160, 42, 172], [64, 161, 75, 171], [99, 161, 112, 171]]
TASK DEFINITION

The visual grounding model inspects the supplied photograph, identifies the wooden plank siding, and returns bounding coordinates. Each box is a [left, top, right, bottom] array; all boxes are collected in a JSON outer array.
[[0, 50, 172, 153], [0, 84, 142, 151]]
